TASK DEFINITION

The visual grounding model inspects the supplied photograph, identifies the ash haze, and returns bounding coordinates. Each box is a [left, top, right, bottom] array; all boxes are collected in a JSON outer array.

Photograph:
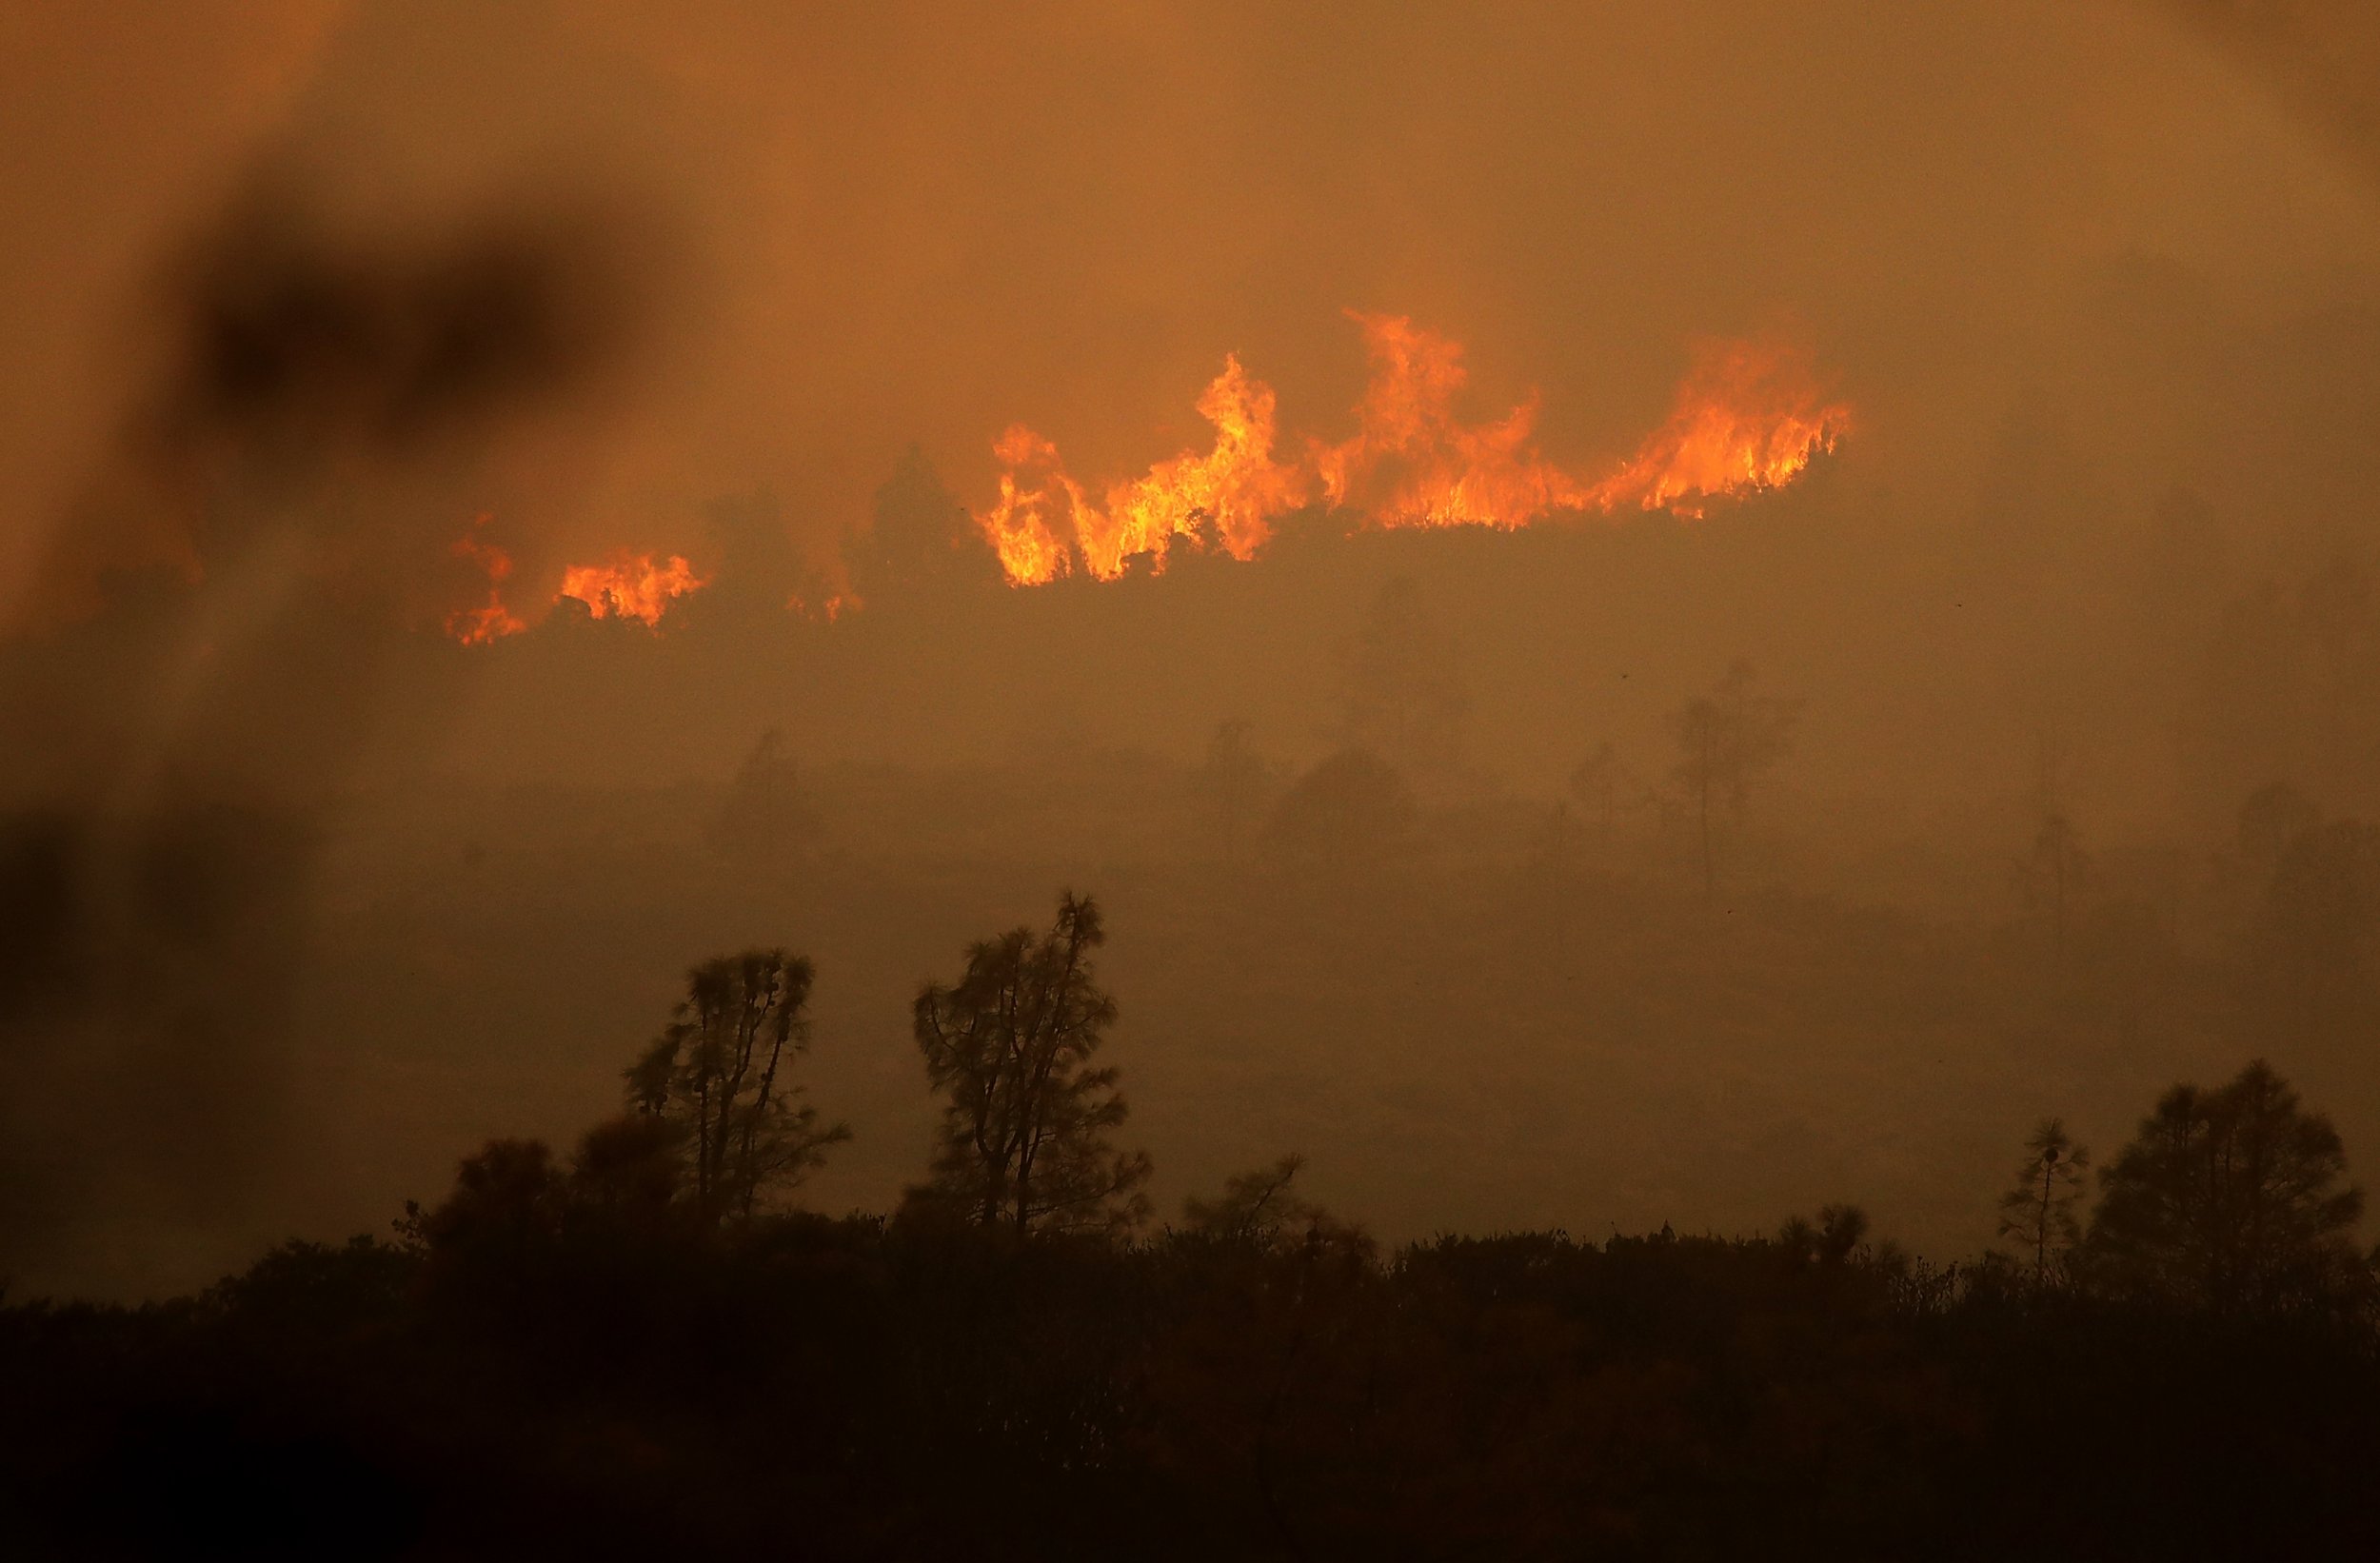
[[3, 0, 2379, 1312]]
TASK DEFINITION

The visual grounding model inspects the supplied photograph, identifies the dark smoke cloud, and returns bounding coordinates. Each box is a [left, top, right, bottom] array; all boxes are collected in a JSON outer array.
[[0, 168, 653, 1291], [2151, 1, 2380, 186]]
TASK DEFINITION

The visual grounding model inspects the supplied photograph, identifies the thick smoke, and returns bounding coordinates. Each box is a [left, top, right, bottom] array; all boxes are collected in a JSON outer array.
[[0, 169, 651, 1290]]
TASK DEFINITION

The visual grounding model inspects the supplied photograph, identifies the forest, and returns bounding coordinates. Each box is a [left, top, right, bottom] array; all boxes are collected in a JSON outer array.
[[10, 4, 2380, 1557], [5, 885, 2377, 1560]]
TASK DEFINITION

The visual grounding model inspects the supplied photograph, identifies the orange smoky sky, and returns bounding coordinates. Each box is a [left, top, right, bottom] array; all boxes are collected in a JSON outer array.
[[3, 0, 2377, 631]]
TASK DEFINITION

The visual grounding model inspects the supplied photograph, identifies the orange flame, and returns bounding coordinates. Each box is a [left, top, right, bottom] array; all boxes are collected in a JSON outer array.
[[790, 588, 861, 623], [444, 519, 527, 644], [977, 426, 1077, 586], [972, 315, 1849, 584], [1585, 336, 1851, 518], [1313, 312, 1587, 528], [559, 552, 708, 626]]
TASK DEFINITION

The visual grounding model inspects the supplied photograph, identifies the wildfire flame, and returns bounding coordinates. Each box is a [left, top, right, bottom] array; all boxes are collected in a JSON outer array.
[[558, 552, 708, 626], [444, 516, 527, 644], [973, 315, 1849, 584], [790, 588, 861, 623], [440, 525, 710, 644], [1585, 336, 1853, 519]]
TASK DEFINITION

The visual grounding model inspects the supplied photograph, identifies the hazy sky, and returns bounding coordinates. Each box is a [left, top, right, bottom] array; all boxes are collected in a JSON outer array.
[[10, 2, 2380, 1299], [5, 0, 2377, 627]]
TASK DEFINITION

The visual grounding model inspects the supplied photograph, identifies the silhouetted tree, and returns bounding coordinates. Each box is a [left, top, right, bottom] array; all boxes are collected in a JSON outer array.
[[626, 951, 850, 1226], [1670, 660, 1797, 899], [568, 1113, 684, 1225], [1335, 576, 1468, 782], [2237, 781, 2320, 873], [706, 728, 821, 860], [1777, 1202, 1871, 1268], [1566, 739, 1636, 848], [1180, 1154, 1365, 1257], [2086, 1059, 2369, 1313], [2013, 812, 2089, 975], [698, 487, 803, 627], [1995, 1118, 2089, 1287], [2243, 817, 2380, 1048], [1193, 719, 1280, 858], [1263, 747, 1415, 864], [843, 443, 999, 601], [908, 892, 1151, 1236]]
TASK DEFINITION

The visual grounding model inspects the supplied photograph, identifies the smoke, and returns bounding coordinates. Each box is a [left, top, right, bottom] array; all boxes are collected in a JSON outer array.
[[0, 166, 656, 1289], [2150, 1, 2380, 186]]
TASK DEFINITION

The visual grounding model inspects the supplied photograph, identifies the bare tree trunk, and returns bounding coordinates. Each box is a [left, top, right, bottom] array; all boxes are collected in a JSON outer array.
[[1698, 772, 1715, 902]]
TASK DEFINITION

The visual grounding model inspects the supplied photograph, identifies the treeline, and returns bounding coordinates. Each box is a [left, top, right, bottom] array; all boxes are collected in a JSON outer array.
[[4, 893, 2379, 1560]]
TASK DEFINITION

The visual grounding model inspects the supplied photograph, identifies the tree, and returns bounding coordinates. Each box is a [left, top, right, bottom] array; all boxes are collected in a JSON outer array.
[[2013, 812, 2090, 976], [1335, 576, 1468, 783], [2086, 1060, 2369, 1313], [1994, 1118, 2089, 1287], [1262, 747, 1415, 865], [1566, 740, 1636, 848], [843, 443, 1001, 601], [626, 951, 851, 1226], [1193, 719, 1280, 858], [706, 728, 822, 861], [1670, 660, 1797, 899], [1180, 1154, 1364, 1256], [908, 892, 1151, 1236], [2236, 781, 2319, 874], [2243, 816, 2380, 1048]]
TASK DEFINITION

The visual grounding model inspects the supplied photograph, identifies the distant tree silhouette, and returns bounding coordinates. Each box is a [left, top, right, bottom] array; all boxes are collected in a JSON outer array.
[[698, 487, 803, 626], [907, 892, 1151, 1236], [1180, 1154, 1365, 1256], [626, 951, 850, 1226], [1777, 1202, 1871, 1268], [568, 1113, 684, 1225], [1566, 739, 1636, 849], [706, 728, 822, 861], [399, 1138, 564, 1283], [1263, 747, 1415, 864], [1670, 660, 1797, 899], [1995, 1118, 2089, 1287], [2243, 815, 2380, 1048], [2013, 812, 2089, 975], [2086, 1059, 2370, 1313], [1193, 719, 1280, 859], [2237, 781, 2320, 873], [1335, 576, 1468, 783], [844, 443, 1000, 601]]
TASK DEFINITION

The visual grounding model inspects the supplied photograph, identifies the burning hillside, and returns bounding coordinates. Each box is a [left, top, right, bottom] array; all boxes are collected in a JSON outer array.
[[442, 525, 707, 643], [976, 315, 1850, 586]]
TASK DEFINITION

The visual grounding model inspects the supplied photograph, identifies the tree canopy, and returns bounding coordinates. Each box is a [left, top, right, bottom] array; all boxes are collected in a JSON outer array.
[[908, 892, 1151, 1235]]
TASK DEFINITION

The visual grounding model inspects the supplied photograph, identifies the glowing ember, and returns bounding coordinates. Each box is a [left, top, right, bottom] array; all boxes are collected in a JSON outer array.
[[559, 552, 708, 626], [972, 315, 1850, 584]]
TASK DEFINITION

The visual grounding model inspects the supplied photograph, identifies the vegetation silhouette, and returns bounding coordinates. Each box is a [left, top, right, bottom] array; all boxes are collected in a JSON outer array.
[[2084, 1058, 2370, 1315], [1669, 659, 1796, 900], [906, 892, 1152, 1236], [4, 903, 2379, 1560], [624, 949, 851, 1226]]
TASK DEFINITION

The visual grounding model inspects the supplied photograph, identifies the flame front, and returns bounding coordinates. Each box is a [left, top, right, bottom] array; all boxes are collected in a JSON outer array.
[[443, 534, 710, 644], [972, 315, 1849, 584], [559, 553, 708, 626], [445, 518, 527, 644], [1585, 336, 1851, 518], [1313, 312, 1586, 528]]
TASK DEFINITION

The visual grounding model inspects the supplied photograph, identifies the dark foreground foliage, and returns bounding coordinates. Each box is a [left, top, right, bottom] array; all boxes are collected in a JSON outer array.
[[5, 1215, 2377, 1562]]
